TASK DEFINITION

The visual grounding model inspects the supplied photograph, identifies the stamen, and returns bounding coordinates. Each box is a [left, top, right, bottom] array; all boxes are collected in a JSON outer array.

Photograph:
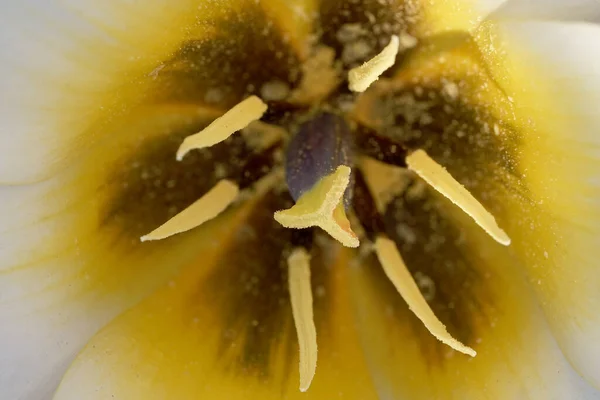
[[275, 166, 359, 248], [406, 149, 511, 246], [348, 35, 399, 93], [176, 96, 268, 161], [287, 248, 318, 392], [374, 236, 477, 357], [140, 180, 239, 241], [285, 113, 354, 204]]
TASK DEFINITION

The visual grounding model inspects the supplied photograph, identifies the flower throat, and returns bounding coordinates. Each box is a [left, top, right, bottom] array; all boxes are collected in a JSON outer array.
[[136, 31, 510, 392]]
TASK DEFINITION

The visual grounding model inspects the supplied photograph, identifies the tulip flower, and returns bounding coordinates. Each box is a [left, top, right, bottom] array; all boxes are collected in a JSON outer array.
[[1, 1, 600, 399]]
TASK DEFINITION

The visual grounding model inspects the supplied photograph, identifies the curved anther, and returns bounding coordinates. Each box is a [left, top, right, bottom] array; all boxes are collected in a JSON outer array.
[[176, 96, 268, 161], [348, 35, 400, 92], [375, 235, 477, 357], [287, 248, 318, 392], [406, 149, 511, 246], [141, 180, 239, 241]]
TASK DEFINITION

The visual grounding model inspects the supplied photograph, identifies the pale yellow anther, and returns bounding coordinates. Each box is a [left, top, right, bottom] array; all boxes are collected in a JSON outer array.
[[140, 180, 239, 241], [287, 248, 318, 392], [176, 96, 268, 161], [348, 35, 400, 93], [374, 236, 477, 357], [406, 149, 511, 246], [274, 166, 359, 248]]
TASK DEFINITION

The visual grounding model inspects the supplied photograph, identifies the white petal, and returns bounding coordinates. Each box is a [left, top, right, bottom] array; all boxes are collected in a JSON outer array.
[[0, 183, 240, 399], [484, 20, 600, 390], [0, 102, 230, 399], [0, 0, 211, 184], [490, 0, 600, 22]]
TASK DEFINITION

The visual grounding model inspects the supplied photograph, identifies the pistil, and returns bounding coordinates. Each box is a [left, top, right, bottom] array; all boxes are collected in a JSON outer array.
[[275, 113, 359, 247], [275, 165, 359, 247]]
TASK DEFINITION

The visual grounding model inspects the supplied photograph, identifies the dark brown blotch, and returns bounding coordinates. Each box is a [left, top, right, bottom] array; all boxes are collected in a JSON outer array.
[[361, 76, 525, 220], [362, 179, 496, 365], [353, 124, 408, 166], [103, 122, 279, 239], [189, 190, 334, 381], [318, 0, 421, 68], [152, 5, 301, 110]]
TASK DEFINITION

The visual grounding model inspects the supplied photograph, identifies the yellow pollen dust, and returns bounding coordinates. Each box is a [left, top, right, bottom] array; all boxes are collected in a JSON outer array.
[[140, 180, 239, 241], [406, 149, 511, 246], [348, 35, 399, 93], [287, 248, 318, 392], [176, 95, 268, 161], [274, 166, 359, 248], [375, 236, 477, 357]]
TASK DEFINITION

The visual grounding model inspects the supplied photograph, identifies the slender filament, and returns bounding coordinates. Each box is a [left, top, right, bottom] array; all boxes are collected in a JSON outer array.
[[176, 96, 268, 160], [274, 165, 359, 247], [140, 180, 239, 241], [348, 35, 399, 92], [375, 236, 477, 357], [287, 248, 318, 392], [406, 149, 511, 246]]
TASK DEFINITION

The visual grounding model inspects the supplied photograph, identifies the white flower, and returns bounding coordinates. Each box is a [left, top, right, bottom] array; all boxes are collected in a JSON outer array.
[[1, 1, 600, 399]]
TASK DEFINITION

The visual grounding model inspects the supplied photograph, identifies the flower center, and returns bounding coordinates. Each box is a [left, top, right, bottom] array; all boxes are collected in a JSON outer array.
[[136, 34, 511, 391]]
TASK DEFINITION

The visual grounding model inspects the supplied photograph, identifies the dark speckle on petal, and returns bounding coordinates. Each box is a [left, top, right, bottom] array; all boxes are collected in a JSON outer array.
[[318, 0, 421, 68], [153, 4, 301, 109]]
